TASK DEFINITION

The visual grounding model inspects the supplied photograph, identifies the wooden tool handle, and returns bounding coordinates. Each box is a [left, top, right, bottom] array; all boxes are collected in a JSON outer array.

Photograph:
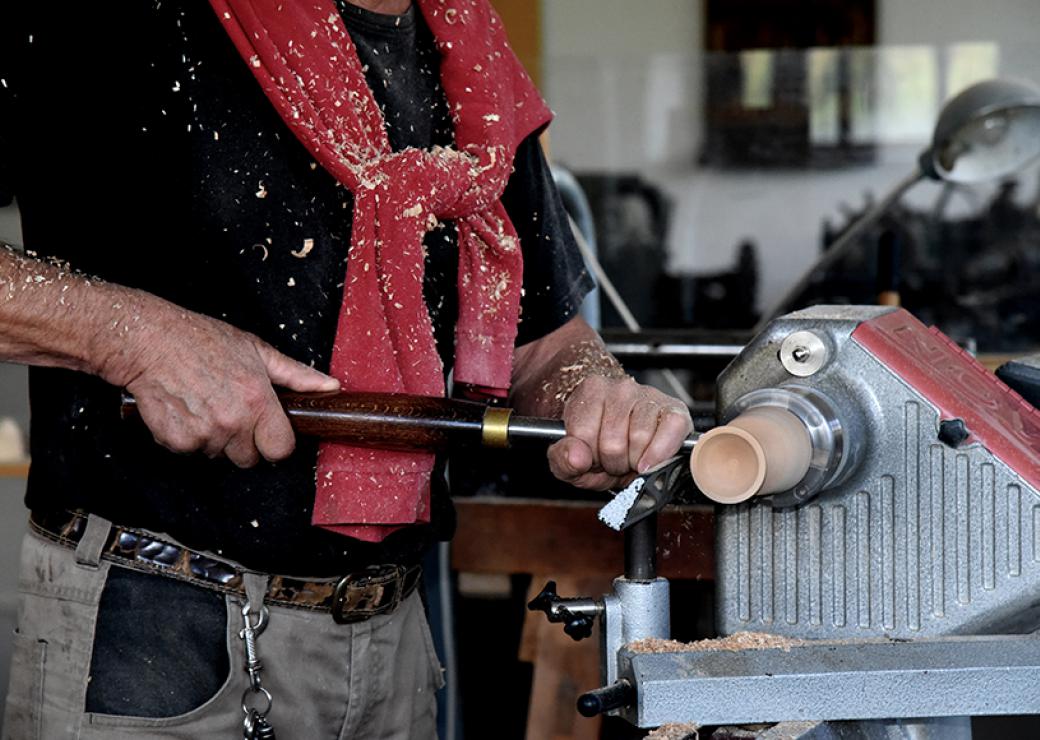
[[120, 390, 489, 452]]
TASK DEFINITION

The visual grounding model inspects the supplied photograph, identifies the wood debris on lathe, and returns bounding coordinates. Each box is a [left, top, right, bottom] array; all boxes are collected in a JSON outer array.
[[646, 722, 700, 740], [629, 631, 802, 654]]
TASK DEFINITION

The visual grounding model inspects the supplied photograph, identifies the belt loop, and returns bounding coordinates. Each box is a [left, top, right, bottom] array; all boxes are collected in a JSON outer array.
[[74, 514, 112, 569], [242, 571, 270, 610]]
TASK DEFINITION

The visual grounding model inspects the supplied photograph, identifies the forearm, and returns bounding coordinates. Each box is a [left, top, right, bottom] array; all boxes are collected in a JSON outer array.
[[511, 315, 691, 489], [0, 245, 167, 384], [0, 244, 338, 466], [509, 316, 628, 417]]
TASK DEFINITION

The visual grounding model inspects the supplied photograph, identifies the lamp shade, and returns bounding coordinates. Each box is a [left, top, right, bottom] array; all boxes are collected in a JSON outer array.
[[924, 78, 1040, 183]]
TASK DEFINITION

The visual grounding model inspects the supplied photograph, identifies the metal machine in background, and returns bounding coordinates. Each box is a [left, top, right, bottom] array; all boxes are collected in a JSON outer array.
[[530, 305, 1040, 736]]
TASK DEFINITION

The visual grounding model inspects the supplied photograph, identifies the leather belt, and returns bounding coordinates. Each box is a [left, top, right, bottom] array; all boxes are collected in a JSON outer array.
[[29, 510, 421, 624]]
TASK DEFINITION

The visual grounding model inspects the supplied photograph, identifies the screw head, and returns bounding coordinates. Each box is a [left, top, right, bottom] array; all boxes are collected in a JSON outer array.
[[780, 331, 829, 377]]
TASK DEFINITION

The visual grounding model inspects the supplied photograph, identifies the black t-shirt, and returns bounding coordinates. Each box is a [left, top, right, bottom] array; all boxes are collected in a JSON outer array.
[[0, 3, 592, 575]]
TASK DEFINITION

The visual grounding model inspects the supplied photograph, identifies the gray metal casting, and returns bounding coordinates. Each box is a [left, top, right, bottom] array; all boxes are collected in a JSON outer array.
[[600, 577, 670, 687], [618, 635, 1040, 728], [590, 306, 1038, 733], [712, 718, 971, 740], [715, 306, 1040, 639]]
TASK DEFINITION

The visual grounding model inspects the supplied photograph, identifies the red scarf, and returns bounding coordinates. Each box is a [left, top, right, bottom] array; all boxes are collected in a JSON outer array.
[[211, 0, 551, 541]]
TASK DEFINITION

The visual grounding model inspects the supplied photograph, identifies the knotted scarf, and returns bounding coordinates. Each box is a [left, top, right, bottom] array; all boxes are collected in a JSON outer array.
[[211, 0, 551, 541]]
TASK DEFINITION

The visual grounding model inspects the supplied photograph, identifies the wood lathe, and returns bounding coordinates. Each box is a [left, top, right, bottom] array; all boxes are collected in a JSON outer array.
[[531, 305, 1040, 738]]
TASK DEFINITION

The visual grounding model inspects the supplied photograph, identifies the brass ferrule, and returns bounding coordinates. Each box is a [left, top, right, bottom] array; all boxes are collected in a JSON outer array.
[[481, 407, 513, 449]]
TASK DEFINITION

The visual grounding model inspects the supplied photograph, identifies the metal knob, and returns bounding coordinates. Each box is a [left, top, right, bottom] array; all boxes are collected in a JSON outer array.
[[527, 580, 604, 642]]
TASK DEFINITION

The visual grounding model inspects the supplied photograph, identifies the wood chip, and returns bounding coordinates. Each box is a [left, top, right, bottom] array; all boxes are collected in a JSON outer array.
[[646, 723, 700, 740], [629, 632, 802, 654], [292, 238, 315, 258]]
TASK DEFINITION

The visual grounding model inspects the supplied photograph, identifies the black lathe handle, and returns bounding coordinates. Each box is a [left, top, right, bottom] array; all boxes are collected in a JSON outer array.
[[577, 680, 635, 717]]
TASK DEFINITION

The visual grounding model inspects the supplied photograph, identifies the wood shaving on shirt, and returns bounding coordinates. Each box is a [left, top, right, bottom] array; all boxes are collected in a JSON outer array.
[[292, 238, 315, 258]]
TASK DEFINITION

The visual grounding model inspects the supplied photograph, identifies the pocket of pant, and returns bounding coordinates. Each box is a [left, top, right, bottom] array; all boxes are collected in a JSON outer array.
[[415, 600, 447, 691], [3, 629, 47, 740], [82, 605, 238, 733], [82, 569, 239, 732]]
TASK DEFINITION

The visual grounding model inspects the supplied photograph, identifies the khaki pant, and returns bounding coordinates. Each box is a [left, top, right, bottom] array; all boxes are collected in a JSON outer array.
[[2, 526, 443, 739]]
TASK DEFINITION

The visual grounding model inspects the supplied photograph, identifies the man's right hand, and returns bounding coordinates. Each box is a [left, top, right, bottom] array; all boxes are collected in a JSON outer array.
[[0, 247, 338, 467], [102, 304, 339, 468], [108, 305, 339, 467]]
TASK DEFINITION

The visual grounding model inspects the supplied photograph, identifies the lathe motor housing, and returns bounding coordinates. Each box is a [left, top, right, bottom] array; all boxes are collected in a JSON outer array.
[[715, 305, 1040, 639]]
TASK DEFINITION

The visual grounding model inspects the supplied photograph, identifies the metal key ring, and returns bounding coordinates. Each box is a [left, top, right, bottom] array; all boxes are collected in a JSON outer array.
[[242, 686, 273, 717]]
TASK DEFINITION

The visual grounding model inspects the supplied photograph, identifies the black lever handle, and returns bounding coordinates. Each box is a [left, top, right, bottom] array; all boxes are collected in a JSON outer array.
[[527, 580, 603, 642], [527, 580, 559, 614], [562, 613, 595, 641], [577, 680, 635, 717]]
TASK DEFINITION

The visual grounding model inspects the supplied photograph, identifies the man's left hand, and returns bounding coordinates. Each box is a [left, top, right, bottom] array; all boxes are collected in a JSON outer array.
[[546, 374, 692, 490]]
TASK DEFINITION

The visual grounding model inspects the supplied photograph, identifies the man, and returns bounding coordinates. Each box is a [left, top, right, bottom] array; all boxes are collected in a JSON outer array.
[[0, 1, 691, 738]]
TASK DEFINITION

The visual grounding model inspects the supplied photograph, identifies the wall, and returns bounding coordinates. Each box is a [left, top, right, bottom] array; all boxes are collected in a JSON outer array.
[[543, 0, 703, 172], [541, 0, 1040, 313], [879, 0, 1040, 47], [490, 0, 542, 88], [0, 204, 28, 727]]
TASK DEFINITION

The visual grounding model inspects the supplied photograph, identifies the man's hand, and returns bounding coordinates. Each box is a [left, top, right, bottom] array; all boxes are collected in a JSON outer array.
[[510, 316, 692, 491], [1, 246, 694, 476], [547, 374, 692, 490], [109, 307, 339, 468], [0, 247, 338, 467]]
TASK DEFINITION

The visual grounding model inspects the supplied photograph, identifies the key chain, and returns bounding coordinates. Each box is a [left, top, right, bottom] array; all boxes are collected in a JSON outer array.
[[240, 600, 276, 739]]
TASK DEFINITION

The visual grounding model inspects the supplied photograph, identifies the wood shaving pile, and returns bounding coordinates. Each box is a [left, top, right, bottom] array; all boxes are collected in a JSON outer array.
[[646, 722, 700, 740], [629, 631, 803, 654]]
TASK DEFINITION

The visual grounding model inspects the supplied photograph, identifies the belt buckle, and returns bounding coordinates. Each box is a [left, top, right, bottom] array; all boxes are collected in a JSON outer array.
[[330, 565, 404, 625]]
